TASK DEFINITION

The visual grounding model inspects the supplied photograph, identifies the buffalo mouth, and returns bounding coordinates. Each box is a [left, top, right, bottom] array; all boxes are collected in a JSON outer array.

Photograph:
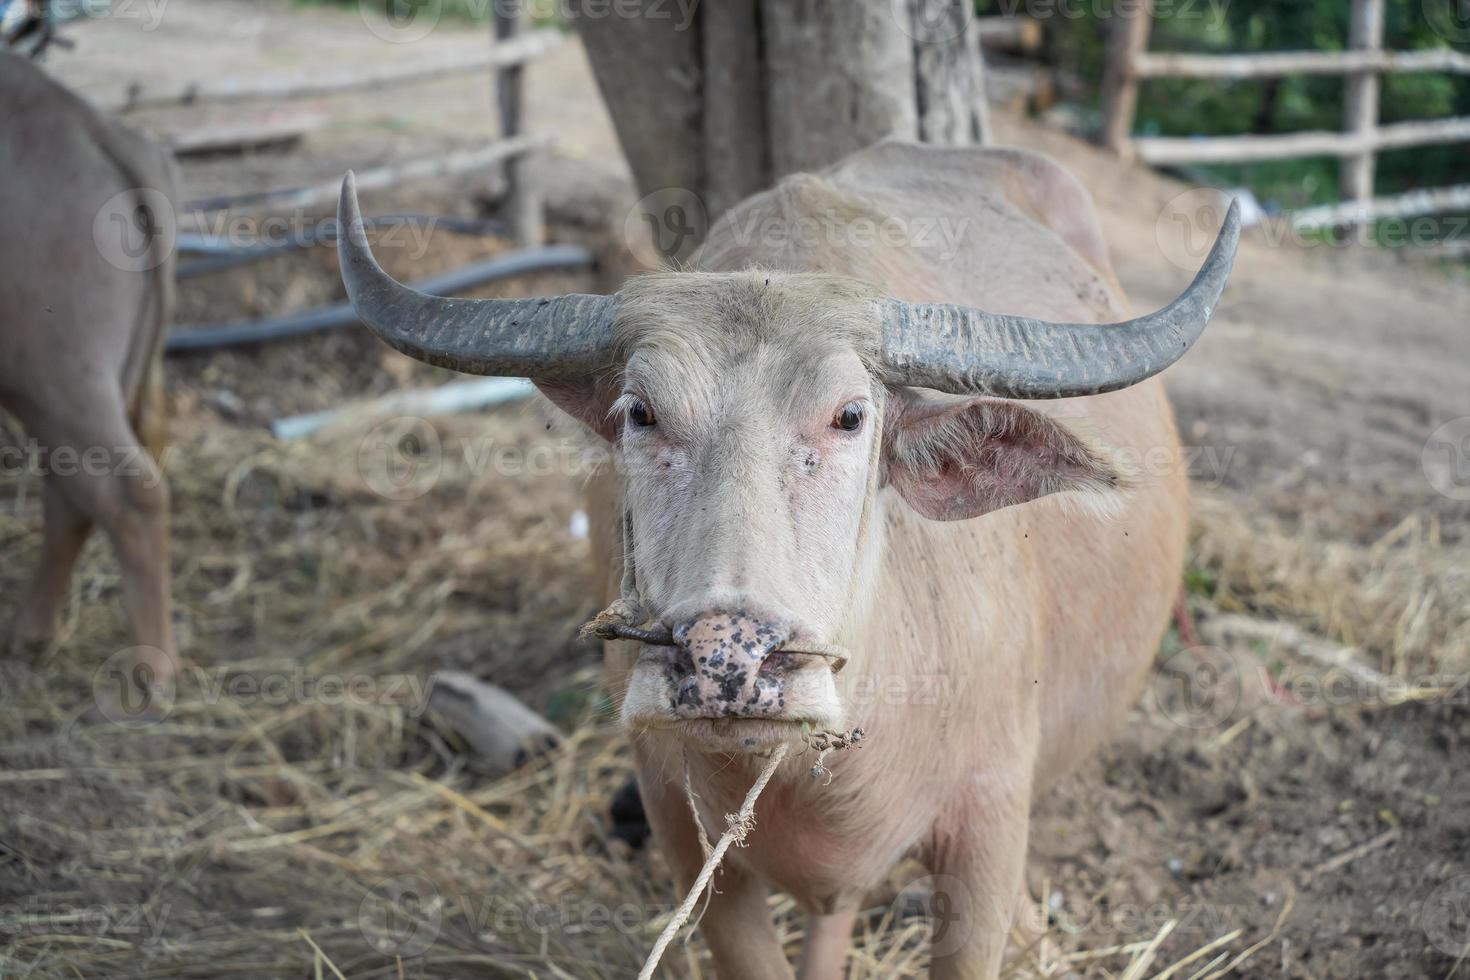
[[657, 716, 808, 754], [620, 640, 845, 748]]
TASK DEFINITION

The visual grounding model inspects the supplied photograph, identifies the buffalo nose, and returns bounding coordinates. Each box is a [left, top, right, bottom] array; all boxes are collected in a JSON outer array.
[[671, 610, 791, 717]]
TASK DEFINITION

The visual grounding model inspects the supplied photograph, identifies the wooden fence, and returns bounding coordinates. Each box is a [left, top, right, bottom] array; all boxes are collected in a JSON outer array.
[[112, 20, 559, 245], [1099, 0, 1470, 230]]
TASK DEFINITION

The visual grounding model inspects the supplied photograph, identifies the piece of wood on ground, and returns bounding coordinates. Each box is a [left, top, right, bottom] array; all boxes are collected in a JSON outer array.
[[426, 670, 563, 773]]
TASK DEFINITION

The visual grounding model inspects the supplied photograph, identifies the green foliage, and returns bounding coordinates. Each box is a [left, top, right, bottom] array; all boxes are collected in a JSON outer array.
[[979, 0, 1470, 222]]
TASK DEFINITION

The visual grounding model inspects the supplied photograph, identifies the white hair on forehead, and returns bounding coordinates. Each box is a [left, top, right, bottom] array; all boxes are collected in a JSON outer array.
[[610, 270, 885, 427], [614, 270, 882, 363]]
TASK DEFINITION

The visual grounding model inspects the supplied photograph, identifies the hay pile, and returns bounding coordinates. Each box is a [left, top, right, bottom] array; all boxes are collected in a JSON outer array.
[[1189, 492, 1470, 677]]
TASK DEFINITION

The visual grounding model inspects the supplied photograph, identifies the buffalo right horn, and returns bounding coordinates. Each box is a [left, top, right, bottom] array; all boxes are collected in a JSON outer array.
[[876, 198, 1241, 399], [337, 171, 620, 380]]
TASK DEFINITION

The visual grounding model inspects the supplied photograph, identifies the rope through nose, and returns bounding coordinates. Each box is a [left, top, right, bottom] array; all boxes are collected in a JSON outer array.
[[579, 616, 850, 673]]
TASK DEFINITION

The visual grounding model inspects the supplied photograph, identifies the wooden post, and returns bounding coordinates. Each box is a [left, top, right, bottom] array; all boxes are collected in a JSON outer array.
[[1098, 0, 1153, 155], [494, 5, 543, 245], [1341, 0, 1386, 205]]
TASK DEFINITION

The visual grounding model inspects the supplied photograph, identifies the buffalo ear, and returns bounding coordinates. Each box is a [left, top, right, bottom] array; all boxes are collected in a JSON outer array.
[[881, 388, 1128, 521], [535, 378, 620, 442]]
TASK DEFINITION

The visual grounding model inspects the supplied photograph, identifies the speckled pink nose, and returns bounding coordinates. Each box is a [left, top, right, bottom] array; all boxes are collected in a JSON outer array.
[[670, 610, 791, 717]]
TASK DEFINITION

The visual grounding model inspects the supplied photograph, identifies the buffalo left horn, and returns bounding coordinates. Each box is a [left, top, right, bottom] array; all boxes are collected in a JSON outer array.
[[337, 171, 620, 379], [876, 198, 1241, 399]]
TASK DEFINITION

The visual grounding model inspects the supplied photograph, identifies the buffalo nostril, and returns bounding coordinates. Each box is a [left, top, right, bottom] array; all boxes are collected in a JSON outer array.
[[758, 650, 788, 675]]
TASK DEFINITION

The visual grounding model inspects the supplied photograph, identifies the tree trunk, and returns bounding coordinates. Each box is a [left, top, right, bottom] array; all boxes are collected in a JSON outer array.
[[575, 0, 989, 249]]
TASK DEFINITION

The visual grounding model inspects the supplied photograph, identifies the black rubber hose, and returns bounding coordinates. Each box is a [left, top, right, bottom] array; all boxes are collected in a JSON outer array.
[[166, 244, 596, 353], [176, 213, 510, 279]]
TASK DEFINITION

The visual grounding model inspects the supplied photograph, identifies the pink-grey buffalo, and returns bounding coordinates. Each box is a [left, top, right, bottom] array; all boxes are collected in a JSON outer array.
[[337, 140, 1237, 978]]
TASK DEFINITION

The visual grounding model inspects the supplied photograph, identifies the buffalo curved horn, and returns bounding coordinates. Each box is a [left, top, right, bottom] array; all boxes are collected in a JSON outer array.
[[337, 171, 619, 379], [877, 198, 1241, 399]]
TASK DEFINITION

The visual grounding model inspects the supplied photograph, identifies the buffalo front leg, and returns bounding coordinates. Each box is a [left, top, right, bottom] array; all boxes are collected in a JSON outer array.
[[635, 755, 795, 980], [925, 791, 1033, 980], [798, 905, 857, 980]]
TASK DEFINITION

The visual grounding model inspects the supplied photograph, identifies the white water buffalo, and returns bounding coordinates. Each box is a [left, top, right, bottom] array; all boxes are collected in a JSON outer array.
[[338, 140, 1237, 978], [1, 53, 177, 686]]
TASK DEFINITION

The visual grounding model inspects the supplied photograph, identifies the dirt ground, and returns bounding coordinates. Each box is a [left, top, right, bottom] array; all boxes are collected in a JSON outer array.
[[2, 2, 1469, 977]]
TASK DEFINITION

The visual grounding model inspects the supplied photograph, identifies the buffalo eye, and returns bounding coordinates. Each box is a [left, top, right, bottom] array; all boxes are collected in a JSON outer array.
[[832, 401, 864, 432], [627, 398, 656, 428]]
